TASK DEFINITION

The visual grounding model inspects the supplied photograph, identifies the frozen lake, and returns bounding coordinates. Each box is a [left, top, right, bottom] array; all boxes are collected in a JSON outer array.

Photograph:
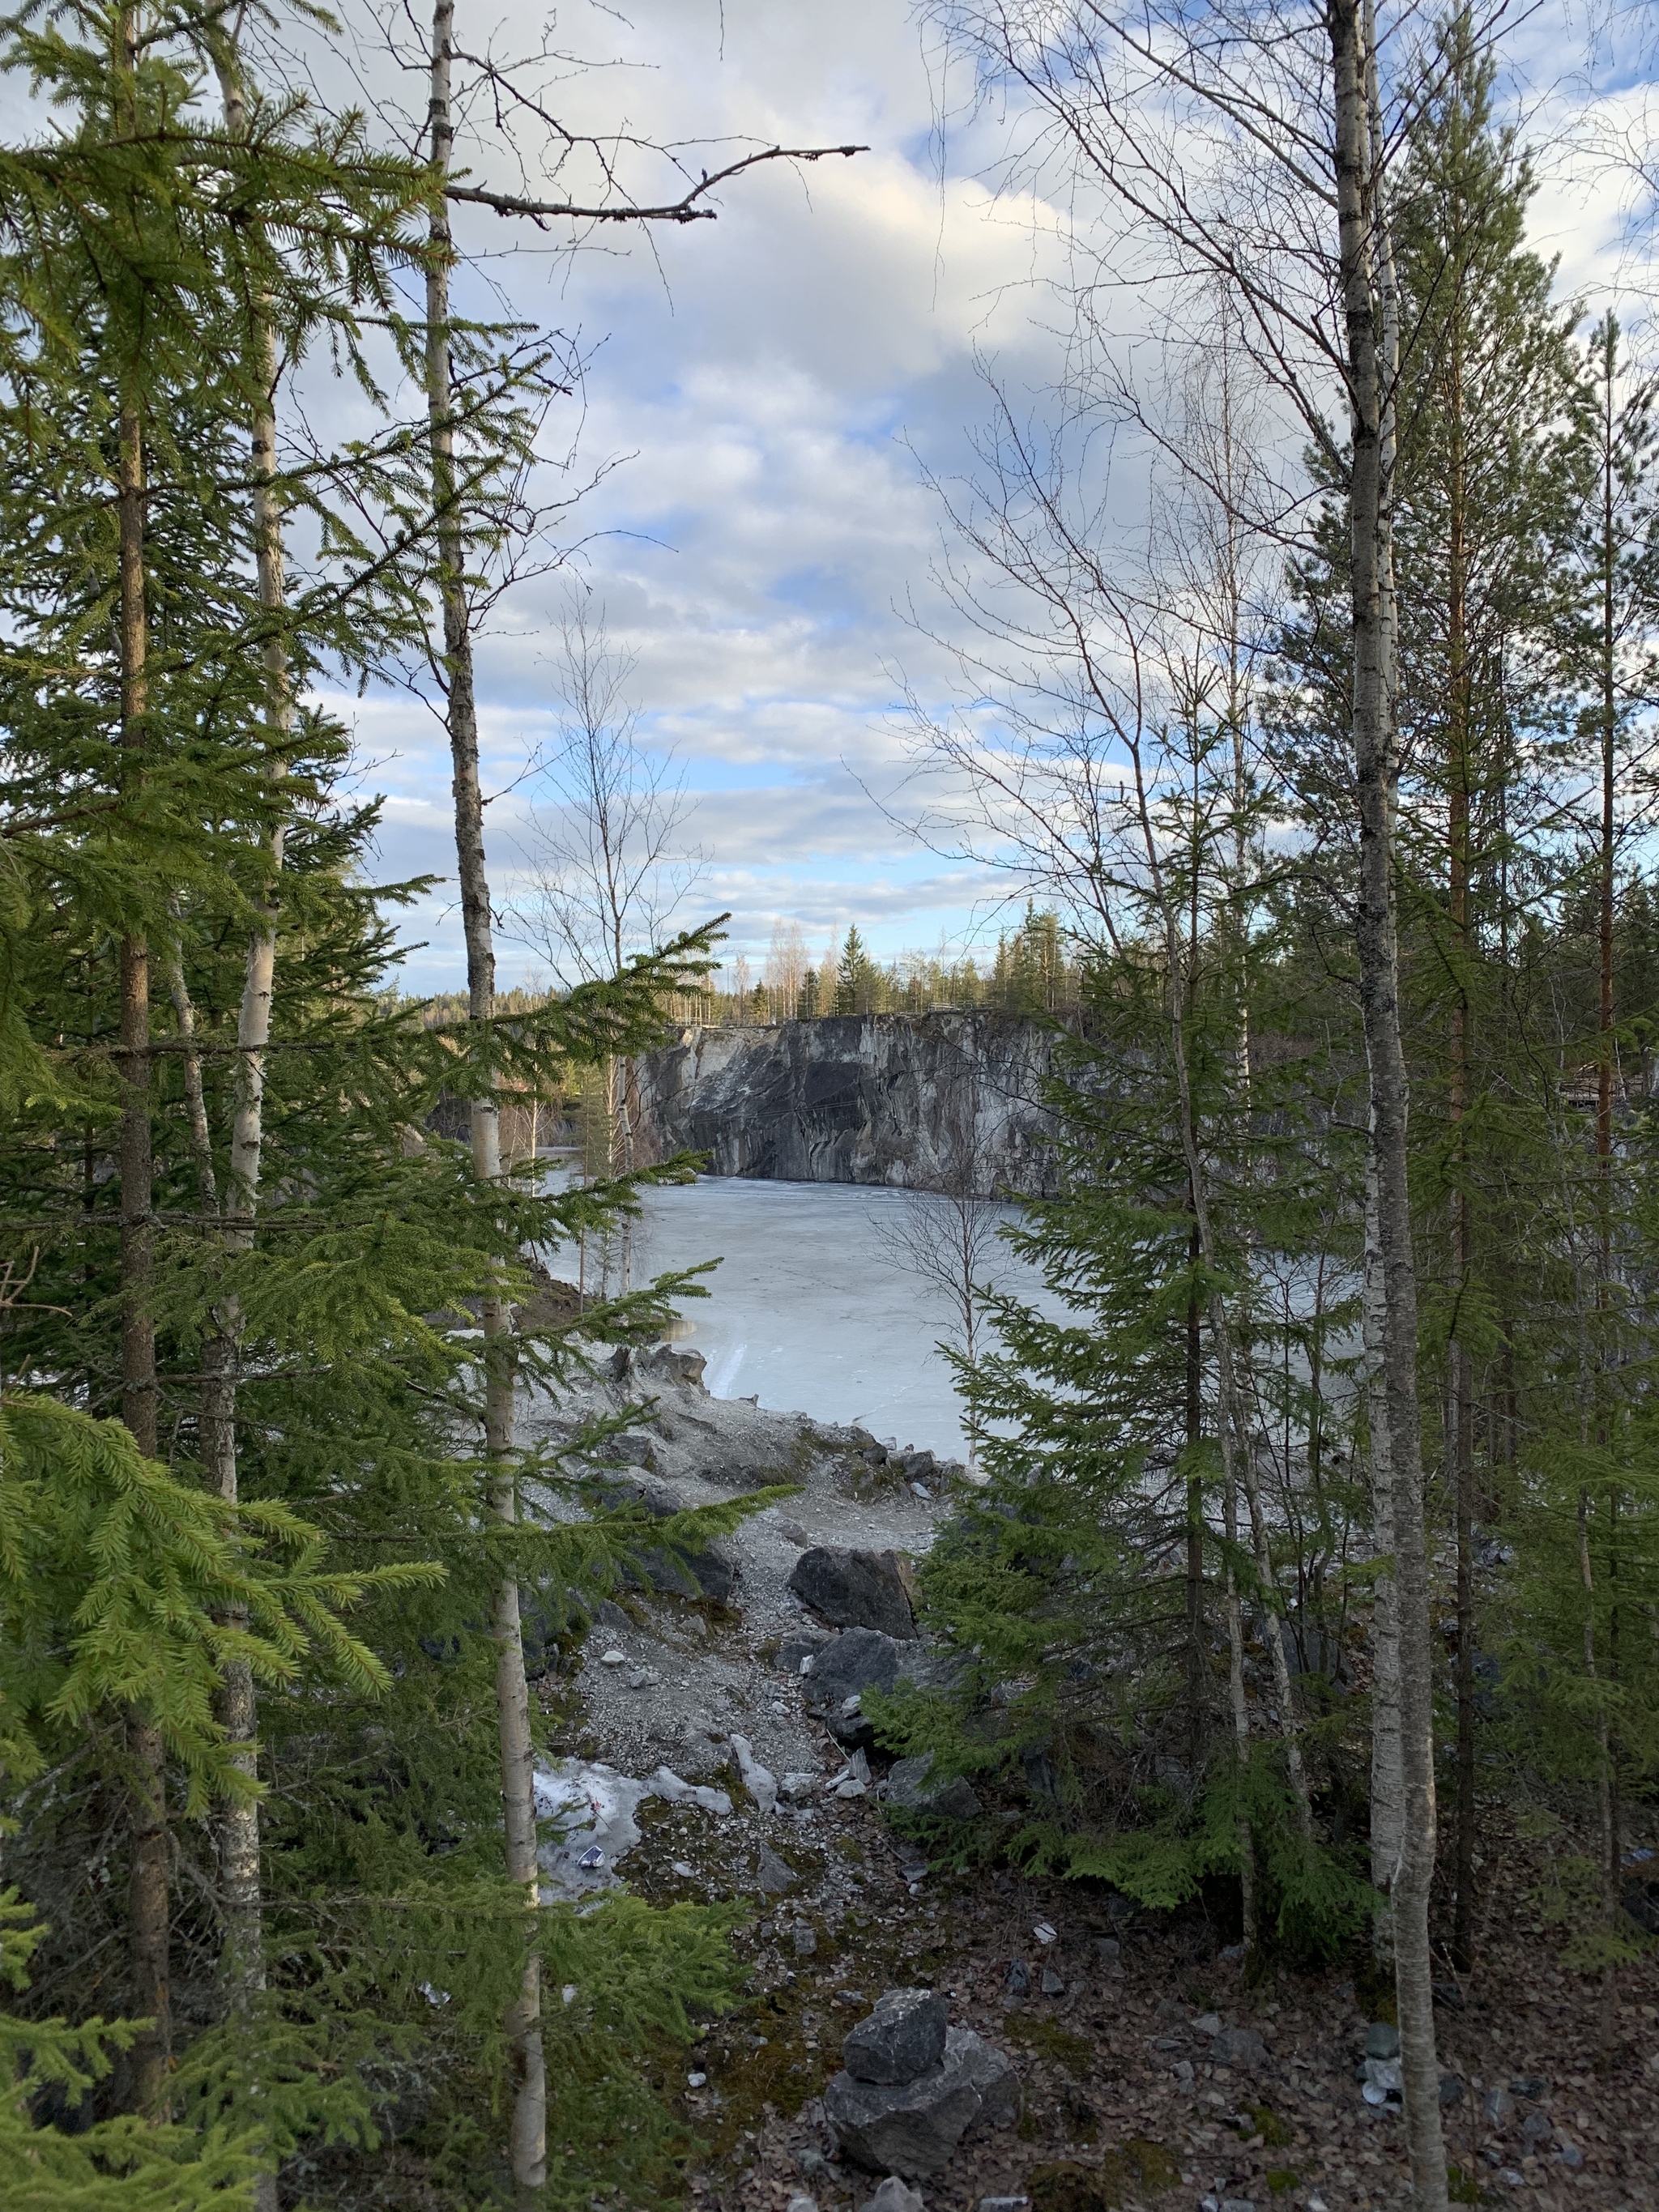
[[543, 1175, 1062, 1458]]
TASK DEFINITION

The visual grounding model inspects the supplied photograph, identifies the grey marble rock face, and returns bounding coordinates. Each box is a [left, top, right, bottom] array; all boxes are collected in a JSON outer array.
[[631, 1013, 1062, 1192]]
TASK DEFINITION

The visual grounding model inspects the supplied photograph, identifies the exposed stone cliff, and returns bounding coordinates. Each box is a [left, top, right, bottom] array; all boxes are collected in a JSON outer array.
[[630, 1012, 1060, 1193]]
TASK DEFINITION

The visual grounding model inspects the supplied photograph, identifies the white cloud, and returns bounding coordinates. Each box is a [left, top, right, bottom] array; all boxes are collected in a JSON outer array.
[[313, 0, 1659, 990]]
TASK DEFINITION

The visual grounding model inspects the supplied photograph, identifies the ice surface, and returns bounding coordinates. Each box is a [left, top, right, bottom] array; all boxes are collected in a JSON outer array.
[[535, 1759, 654, 1898], [544, 1176, 1064, 1456]]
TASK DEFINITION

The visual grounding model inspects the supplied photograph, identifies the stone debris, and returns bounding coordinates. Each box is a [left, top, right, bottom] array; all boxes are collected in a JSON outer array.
[[859, 2178, 925, 2212], [826, 1988, 1020, 2178], [788, 1545, 920, 1640], [730, 1731, 779, 1815], [881, 1753, 982, 1822], [800, 1627, 912, 1746], [1210, 2026, 1268, 2070], [648, 1766, 732, 1815], [842, 1988, 949, 2084], [599, 1475, 736, 1600], [757, 1843, 798, 1896]]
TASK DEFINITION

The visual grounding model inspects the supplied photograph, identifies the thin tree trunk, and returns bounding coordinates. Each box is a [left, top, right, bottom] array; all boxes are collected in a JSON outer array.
[[428, 10, 545, 2197], [1364, 1151, 1403, 1956], [1445, 296, 1478, 1977], [1592, 316, 1621, 2047], [1335, 2, 1448, 2197], [1124, 738, 1312, 1835], [1185, 1219, 1207, 1781], [117, 265, 170, 2107], [199, 71, 288, 2129], [1224, 1468, 1256, 1949]]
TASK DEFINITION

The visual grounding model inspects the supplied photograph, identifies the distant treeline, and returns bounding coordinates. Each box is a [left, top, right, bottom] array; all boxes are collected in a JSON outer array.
[[417, 906, 1083, 1032]]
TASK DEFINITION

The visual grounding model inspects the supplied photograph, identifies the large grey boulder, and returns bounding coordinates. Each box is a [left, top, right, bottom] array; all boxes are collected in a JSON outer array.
[[803, 1628, 910, 1748], [883, 1754, 982, 1823], [842, 1988, 948, 2084], [789, 1546, 919, 1639], [825, 2027, 1020, 2178], [594, 1430, 656, 1469], [603, 1480, 734, 1601]]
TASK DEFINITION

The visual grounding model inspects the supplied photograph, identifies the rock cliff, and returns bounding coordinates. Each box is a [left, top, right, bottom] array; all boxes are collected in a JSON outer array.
[[630, 1012, 1060, 1193]]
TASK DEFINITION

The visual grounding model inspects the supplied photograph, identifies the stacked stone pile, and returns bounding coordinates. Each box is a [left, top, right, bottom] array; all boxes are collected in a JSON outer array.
[[824, 1985, 1021, 2180]]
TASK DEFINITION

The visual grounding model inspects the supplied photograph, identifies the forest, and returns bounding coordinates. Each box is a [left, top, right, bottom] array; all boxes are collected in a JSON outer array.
[[2, 4, 1657, 2212]]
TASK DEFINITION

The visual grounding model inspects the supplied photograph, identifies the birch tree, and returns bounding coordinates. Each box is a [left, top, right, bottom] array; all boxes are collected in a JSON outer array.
[[922, 0, 1461, 2189]]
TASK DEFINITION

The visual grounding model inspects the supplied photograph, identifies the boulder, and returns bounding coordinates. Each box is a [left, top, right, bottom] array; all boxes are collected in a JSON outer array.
[[603, 1479, 735, 1601], [883, 1754, 982, 1823], [595, 1430, 656, 1469], [640, 1342, 707, 1391], [790, 1546, 919, 1640], [826, 2027, 1020, 2178], [1364, 2022, 1401, 2059], [804, 1628, 912, 1747], [842, 1988, 949, 2085]]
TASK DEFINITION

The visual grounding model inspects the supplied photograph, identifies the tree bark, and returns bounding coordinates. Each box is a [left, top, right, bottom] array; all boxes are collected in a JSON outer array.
[[117, 243, 170, 2103], [203, 58, 288, 2090], [1185, 1219, 1207, 1781], [1444, 288, 1478, 1977], [1592, 315, 1622, 2044], [1364, 1152, 1404, 1954], [428, 9, 545, 2197], [1334, 0, 1448, 2197]]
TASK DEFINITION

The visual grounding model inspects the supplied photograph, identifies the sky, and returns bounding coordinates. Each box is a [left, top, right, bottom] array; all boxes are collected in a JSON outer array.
[[309, 0, 1653, 995]]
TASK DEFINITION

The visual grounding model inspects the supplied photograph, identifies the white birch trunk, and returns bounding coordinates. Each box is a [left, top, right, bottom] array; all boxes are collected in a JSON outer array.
[[1334, 2, 1447, 2199], [427, 11, 546, 2197]]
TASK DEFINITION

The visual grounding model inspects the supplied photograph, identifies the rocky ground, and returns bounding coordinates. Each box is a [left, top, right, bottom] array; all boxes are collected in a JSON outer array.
[[527, 1349, 1659, 2212]]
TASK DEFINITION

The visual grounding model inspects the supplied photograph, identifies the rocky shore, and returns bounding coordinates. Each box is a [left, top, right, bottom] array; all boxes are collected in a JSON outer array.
[[529, 1349, 1659, 2212]]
